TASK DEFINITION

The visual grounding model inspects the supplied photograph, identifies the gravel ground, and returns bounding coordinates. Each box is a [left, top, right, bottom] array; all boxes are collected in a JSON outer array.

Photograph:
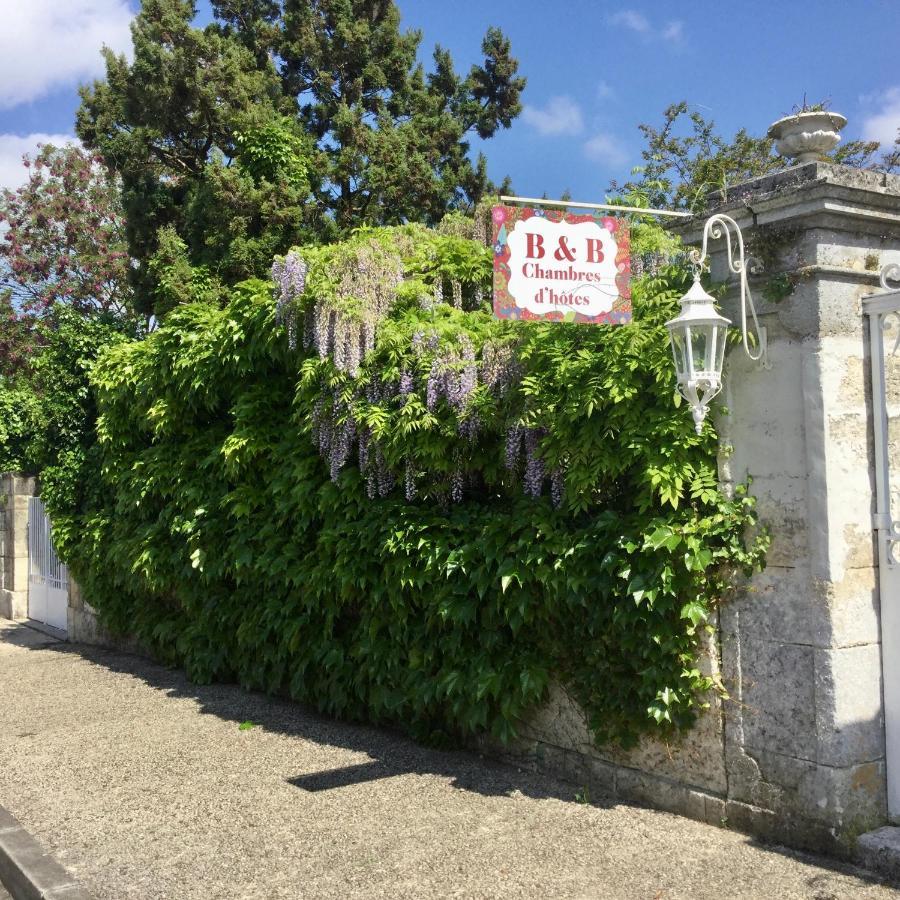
[[0, 620, 897, 900]]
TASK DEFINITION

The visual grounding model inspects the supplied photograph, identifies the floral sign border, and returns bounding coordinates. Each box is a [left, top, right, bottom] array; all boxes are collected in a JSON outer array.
[[491, 205, 632, 324]]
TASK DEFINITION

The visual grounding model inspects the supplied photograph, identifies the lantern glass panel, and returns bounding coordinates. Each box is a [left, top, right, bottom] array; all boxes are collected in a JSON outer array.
[[670, 328, 689, 379], [690, 326, 710, 374], [715, 323, 727, 374]]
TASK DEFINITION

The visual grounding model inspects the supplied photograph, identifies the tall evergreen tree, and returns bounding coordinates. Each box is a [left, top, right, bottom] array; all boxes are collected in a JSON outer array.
[[77, 0, 524, 314]]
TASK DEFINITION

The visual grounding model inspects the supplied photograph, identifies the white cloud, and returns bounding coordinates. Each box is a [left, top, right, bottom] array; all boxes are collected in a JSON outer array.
[[611, 10, 684, 43], [597, 81, 615, 101], [611, 10, 650, 33], [861, 87, 900, 146], [0, 0, 133, 109], [521, 96, 584, 136], [583, 133, 628, 167], [0, 134, 79, 192], [661, 21, 684, 42]]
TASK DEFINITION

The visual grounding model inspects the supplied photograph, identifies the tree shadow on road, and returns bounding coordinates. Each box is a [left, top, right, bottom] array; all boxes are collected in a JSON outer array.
[[1, 623, 602, 807], [3, 622, 896, 893]]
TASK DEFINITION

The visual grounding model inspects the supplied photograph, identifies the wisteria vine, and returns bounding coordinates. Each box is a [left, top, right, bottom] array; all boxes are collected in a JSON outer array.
[[275, 224, 568, 507]]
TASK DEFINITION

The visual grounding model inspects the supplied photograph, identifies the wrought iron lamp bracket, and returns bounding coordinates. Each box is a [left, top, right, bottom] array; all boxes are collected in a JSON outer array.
[[690, 213, 770, 370]]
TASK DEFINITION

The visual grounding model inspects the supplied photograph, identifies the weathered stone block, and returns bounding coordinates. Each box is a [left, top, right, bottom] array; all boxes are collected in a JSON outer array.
[[9, 555, 29, 593], [720, 344, 806, 479], [739, 638, 818, 761], [0, 587, 27, 619], [827, 568, 881, 648], [723, 799, 841, 855], [563, 748, 589, 787], [723, 566, 829, 647], [0, 474, 36, 496], [588, 757, 616, 796], [68, 579, 83, 611], [615, 767, 708, 822], [745, 478, 810, 569], [814, 644, 884, 767], [517, 633, 724, 800], [534, 742, 564, 780], [856, 826, 900, 882]]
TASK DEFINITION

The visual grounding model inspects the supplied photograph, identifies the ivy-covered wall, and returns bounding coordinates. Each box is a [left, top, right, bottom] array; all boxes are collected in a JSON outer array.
[[42, 221, 766, 749]]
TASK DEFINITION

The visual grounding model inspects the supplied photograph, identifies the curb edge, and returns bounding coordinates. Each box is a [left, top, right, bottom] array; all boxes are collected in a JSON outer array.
[[0, 806, 92, 900]]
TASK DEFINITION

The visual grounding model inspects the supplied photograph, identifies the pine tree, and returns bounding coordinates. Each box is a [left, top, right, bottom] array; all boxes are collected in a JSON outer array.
[[77, 0, 524, 313]]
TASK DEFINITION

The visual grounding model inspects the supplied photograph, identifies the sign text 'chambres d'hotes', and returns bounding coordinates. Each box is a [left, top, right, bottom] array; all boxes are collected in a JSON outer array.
[[491, 204, 631, 324]]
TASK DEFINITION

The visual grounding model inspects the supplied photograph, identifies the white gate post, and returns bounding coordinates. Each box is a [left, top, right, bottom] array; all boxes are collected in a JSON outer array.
[[0, 473, 36, 620], [864, 285, 900, 819]]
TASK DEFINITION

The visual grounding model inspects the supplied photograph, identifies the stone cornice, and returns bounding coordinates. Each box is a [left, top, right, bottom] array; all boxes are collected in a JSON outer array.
[[673, 162, 900, 242]]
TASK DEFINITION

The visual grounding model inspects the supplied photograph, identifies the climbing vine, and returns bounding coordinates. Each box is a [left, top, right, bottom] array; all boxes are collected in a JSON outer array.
[[39, 218, 766, 748]]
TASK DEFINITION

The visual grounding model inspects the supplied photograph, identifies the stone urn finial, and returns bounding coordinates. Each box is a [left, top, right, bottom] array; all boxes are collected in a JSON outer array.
[[767, 110, 848, 165]]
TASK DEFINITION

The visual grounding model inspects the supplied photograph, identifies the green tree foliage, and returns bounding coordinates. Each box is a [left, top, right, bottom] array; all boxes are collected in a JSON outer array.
[[76, 0, 525, 314], [40, 223, 766, 748], [0, 308, 134, 507], [0, 293, 40, 379], [616, 101, 900, 211], [76, 0, 318, 314]]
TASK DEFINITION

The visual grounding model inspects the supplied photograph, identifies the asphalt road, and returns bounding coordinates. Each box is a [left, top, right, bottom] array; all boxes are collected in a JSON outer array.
[[0, 619, 897, 900]]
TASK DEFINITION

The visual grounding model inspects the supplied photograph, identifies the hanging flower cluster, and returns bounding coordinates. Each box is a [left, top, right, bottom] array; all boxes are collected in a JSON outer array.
[[436, 200, 493, 248], [272, 251, 308, 350], [427, 274, 484, 312], [480, 340, 521, 394], [506, 424, 566, 506], [311, 310, 539, 505], [310, 380, 399, 498], [273, 242, 405, 375], [408, 332, 477, 415], [306, 244, 405, 375]]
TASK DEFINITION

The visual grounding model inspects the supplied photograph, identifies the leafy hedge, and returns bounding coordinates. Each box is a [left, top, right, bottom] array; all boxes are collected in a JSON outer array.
[[42, 223, 766, 747], [0, 307, 134, 504]]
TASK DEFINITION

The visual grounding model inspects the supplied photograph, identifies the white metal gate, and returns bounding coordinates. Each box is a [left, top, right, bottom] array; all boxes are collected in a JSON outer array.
[[864, 267, 900, 820], [27, 496, 69, 632]]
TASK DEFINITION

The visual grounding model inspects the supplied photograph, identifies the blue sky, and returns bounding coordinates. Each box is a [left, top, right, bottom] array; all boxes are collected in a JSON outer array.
[[1, 0, 898, 198]]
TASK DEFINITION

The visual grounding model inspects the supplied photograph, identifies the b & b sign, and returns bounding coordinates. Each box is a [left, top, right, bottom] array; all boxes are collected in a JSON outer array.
[[491, 205, 631, 324]]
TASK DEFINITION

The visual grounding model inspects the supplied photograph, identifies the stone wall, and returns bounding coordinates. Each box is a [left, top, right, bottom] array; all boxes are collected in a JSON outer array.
[[40, 162, 900, 854], [0, 474, 35, 620], [484, 163, 900, 855], [68, 577, 145, 654]]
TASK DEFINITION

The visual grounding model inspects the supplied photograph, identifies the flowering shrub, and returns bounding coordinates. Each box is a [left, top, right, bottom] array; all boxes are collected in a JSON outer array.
[[48, 222, 767, 748], [0, 144, 132, 316]]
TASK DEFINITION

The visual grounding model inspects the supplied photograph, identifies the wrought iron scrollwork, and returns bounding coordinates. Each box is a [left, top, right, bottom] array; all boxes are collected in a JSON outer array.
[[880, 263, 900, 290], [691, 213, 768, 366]]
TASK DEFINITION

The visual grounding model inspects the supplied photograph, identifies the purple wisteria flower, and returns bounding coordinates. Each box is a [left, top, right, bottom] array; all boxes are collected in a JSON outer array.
[[551, 467, 565, 508], [523, 429, 546, 498], [405, 459, 416, 501], [272, 251, 308, 350]]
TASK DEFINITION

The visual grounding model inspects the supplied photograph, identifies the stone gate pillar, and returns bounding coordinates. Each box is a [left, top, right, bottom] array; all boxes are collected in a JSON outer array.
[[681, 162, 900, 848], [0, 473, 36, 620]]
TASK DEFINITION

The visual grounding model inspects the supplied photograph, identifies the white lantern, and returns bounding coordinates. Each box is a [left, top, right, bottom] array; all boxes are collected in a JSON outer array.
[[667, 213, 767, 434], [666, 277, 731, 434]]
